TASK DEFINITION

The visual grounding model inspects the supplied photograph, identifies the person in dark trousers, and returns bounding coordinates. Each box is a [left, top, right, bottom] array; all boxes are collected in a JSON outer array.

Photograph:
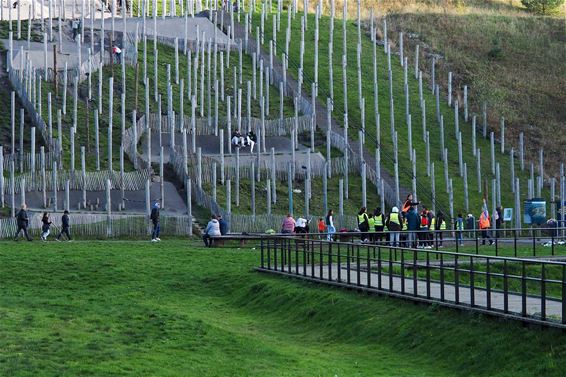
[[14, 204, 32, 241], [373, 207, 386, 244], [495, 206, 503, 239], [41, 212, 53, 241], [356, 207, 369, 242], [203, 215, 221, 247], [218, 214, 228, 235], [56, 210, 72, 241], [434, 211, 446, 247], [405, 203, 420, 248], [150, 202, 161, 242]]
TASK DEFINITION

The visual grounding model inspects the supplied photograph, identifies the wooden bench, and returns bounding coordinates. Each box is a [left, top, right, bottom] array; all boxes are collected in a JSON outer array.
[[209, 234, 266, 247]]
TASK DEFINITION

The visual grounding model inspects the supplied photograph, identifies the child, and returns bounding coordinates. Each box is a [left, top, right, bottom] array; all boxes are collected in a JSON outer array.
[[41, 212, 52, 241], [56, 210, 72, 241], [317, 218, 326, 239]]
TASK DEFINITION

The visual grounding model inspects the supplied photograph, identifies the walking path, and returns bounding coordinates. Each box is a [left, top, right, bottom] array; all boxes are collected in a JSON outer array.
[[284, 263, 563, 322]]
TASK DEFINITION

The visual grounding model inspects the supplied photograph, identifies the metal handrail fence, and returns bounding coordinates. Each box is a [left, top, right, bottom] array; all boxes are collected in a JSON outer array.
[[258, 235, 566, 328]]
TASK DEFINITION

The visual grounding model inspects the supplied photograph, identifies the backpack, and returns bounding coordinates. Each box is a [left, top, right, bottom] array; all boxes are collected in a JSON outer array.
[[420, 215, 429, 227]]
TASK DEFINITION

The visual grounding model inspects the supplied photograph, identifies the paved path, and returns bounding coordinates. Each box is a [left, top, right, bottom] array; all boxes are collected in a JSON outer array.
[[7, 180, 187, 214], [284, 263, 563, 321]]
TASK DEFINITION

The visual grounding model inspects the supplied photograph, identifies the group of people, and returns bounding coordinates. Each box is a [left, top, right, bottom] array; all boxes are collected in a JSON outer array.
[[13, 204, 72, 242], [231, 130, 257, 152], [277, 193, 500, 248], [354, 194, 497, 248]]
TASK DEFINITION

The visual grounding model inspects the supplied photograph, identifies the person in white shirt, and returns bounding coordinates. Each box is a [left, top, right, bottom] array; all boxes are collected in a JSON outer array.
[[326, 209, 335, 241]]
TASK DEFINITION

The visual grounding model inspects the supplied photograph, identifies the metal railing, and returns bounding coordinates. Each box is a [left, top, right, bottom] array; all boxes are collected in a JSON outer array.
[[258, 235, 566, 328]]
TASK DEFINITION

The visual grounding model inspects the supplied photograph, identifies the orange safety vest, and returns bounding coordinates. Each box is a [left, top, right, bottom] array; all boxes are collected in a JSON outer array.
[[479, 213, 490, 229]]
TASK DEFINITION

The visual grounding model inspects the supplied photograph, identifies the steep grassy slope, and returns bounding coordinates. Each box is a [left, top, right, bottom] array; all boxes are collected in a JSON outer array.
[[1, 240, 565, 376]]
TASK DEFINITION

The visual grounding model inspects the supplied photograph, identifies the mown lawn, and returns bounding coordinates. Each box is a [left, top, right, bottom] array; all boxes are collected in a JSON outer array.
[[1, 239, 566, 376]]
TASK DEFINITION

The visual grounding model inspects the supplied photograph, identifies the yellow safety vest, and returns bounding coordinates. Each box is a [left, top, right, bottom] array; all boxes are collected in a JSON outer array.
[[375, 215, 384, 226], [389, 213, 400, 225], [440, 220, 447, 230], [358, 214, 368, 225], [368, 217, 376, 232], [431, 218, 436, 228], [402, 222, 408, 231]]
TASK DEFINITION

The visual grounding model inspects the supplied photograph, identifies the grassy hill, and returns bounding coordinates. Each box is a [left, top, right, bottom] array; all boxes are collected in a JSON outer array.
[[256, 11, 527, 216], [1, 240, 565, 376]]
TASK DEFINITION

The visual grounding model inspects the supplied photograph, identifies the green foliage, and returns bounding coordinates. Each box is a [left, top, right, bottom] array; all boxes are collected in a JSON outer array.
[[521, 0, 565, 14]]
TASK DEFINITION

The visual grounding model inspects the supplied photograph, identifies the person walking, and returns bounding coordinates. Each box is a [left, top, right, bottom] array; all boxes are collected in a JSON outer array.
[[56, 210, 72, 241], [325, 209, 336, 241], [405, 203, 420, 248], [432, 210, 447, 247], [41, 212, 53, 241], [281, 213, 296, 234], [373, 207, 386, 245], [479, 205, 493, 245], [456, 213, 464, 246], [466, 213, 476, 239], [386, 206, 402, 247], [356, 207, 370, 242], [14, 204, 32, 241], [150, 202, 161, 242], [202, 215, 221, 247]]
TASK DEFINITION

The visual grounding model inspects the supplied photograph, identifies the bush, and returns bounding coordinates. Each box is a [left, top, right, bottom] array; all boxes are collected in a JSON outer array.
[[521, 0, 565, 14]]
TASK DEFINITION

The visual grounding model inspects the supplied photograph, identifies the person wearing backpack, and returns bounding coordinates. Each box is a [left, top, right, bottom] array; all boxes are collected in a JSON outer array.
[[419, 209, 430, 248], [356, 207, 370, 242], [14, 204, 32, 241]]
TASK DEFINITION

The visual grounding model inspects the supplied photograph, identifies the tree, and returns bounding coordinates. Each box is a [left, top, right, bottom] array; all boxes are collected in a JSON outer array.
[[521, 0, 564, 14]]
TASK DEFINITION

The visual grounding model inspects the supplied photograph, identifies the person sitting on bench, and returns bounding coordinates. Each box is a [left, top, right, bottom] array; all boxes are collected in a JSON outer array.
[[203, 215, 221, 247], [231, 130, 243, 148], [246, 130, 257, 153]]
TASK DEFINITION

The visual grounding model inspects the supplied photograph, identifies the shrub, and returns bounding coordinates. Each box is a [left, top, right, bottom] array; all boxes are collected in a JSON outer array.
[[521, 0, 565, 14]]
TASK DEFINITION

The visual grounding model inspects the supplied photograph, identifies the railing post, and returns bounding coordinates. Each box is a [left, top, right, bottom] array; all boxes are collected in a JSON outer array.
[[377, 246, 382, 290], [260, 237, 264, 268], [541, 263, 546, 321], [521, 261, 527, 317], [454, 254, 459, 304], [337, 242, 341, 282], [346, 244, 351, 284], [495, 227, 498, 256], [295, 239, 299, 275], [426, 250, 431, 299], [503, 260, 509, 313], [356, 245, 361, 287], [551, 230, 555, 256], [388, 248, 393, 292], [400, 250, 405, 294], [514, 229, 517, 257], [486, 257, 491, 310], [319, 240, 323, 280], [440, 254, 445, 301], [303, 239, 307, 277], [413, 249, 417, 297], [469, 256, 475, 307], [328, 241, 333, 281], [475, 231, 479, 255], [367, 246, 371, 288], [532, 229, 536, 257]]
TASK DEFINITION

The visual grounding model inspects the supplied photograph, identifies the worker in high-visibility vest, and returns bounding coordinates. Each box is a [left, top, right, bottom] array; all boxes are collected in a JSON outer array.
[[432, 211, 447, 247], [479, 208, 493, 245], [357, 207, 370, 242], [373, 207, 386, 245], [386, 207, 402, 247], [368, 214, 376, 243]]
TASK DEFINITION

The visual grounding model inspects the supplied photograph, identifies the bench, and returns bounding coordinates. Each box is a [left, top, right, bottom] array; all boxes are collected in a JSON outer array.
[[209, 234, 265, 247]]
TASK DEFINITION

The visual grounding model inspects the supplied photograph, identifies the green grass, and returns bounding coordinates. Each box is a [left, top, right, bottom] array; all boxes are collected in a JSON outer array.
[[1, 240, 566, 376], [203, 173, 379, 216], [255, 11, 546, 218]]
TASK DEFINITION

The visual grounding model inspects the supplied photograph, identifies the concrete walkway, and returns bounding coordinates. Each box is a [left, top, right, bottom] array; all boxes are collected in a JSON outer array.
[[283, 263, 563, 322]]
